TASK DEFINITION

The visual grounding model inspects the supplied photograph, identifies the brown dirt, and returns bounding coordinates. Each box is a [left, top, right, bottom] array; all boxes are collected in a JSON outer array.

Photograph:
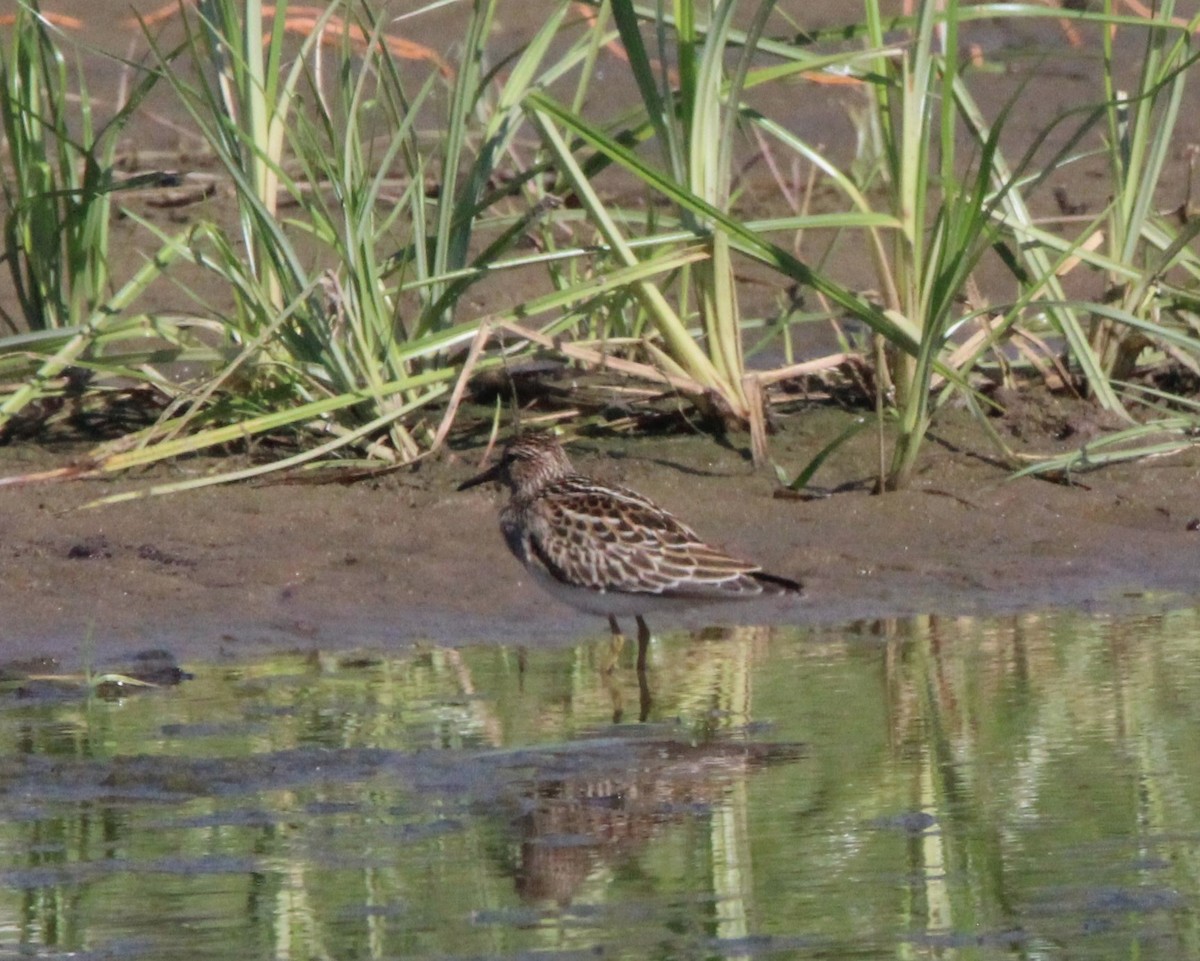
[[2, 404, 1199, 668]]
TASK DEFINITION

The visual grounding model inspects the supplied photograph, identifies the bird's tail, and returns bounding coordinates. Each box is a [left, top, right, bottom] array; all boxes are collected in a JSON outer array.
[[751, 570, 803, 595]]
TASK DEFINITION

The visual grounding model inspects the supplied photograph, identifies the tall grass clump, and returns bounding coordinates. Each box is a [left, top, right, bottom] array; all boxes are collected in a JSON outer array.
[[853, 0, 1022, 489], [526, 0, 1011, 482], [522, 0, 905, 461], [964, 0, 1200, 475], [117, 0, 444, 474], [534, 0, 770, 426], [1089, 0, 1200, 384], [780, 0, 1134, 488], [44, 0, 634, 495], [746, 1, 1200, 486], [0, 1, 182, 440], [4, 0, 745, 489], [1, 3, 117, 332]]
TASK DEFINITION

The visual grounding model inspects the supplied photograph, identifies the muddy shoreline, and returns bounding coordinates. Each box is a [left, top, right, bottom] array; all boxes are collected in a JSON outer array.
[[3, 411, 1199, 668]]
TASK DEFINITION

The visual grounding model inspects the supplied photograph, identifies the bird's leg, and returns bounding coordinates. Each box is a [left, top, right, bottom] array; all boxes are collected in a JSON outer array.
[[604, 615, 625, 673], [635, 616, 651, 674]]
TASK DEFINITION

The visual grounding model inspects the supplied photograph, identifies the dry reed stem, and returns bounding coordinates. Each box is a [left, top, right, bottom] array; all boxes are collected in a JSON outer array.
[[0, 11, 83, 28]]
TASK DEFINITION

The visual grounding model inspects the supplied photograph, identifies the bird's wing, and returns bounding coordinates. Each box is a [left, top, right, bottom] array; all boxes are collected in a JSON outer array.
[[526, 479, 764, 598]]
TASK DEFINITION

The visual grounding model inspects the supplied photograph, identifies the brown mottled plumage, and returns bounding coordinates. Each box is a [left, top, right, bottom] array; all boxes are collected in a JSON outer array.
[[458, 433, 802, 672]]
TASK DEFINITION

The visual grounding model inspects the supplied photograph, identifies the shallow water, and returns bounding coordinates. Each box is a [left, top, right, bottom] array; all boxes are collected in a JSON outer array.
[[2, 606, 1200, 960]]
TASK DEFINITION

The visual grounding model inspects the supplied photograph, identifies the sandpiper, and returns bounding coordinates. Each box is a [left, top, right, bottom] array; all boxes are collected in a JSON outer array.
[[457, 432, 802, 673]]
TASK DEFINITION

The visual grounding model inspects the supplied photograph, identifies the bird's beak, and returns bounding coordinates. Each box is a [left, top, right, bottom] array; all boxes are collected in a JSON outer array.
[[457, 458, 505, 491]]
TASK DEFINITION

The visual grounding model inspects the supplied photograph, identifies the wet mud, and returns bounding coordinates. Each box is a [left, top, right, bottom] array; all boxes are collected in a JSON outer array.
[[2, 404, 1200, 667]]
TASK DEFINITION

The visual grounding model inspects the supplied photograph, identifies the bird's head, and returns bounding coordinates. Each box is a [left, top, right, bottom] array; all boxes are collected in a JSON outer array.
[[457, 432, 574, 495]]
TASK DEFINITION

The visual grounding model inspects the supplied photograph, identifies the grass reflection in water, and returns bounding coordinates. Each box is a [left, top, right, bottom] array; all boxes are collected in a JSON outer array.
[[0, 605, 1198, 960]]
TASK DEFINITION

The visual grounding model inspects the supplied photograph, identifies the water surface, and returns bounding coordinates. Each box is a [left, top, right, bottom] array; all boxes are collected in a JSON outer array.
[[2, 605, 1199, 960]]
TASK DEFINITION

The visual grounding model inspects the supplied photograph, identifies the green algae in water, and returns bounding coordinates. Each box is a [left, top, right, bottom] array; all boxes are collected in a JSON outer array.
[[0, 607, 1199, 960]]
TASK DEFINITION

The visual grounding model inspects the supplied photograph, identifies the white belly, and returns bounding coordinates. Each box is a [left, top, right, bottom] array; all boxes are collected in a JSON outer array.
[[528, 565, 684, 617]]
